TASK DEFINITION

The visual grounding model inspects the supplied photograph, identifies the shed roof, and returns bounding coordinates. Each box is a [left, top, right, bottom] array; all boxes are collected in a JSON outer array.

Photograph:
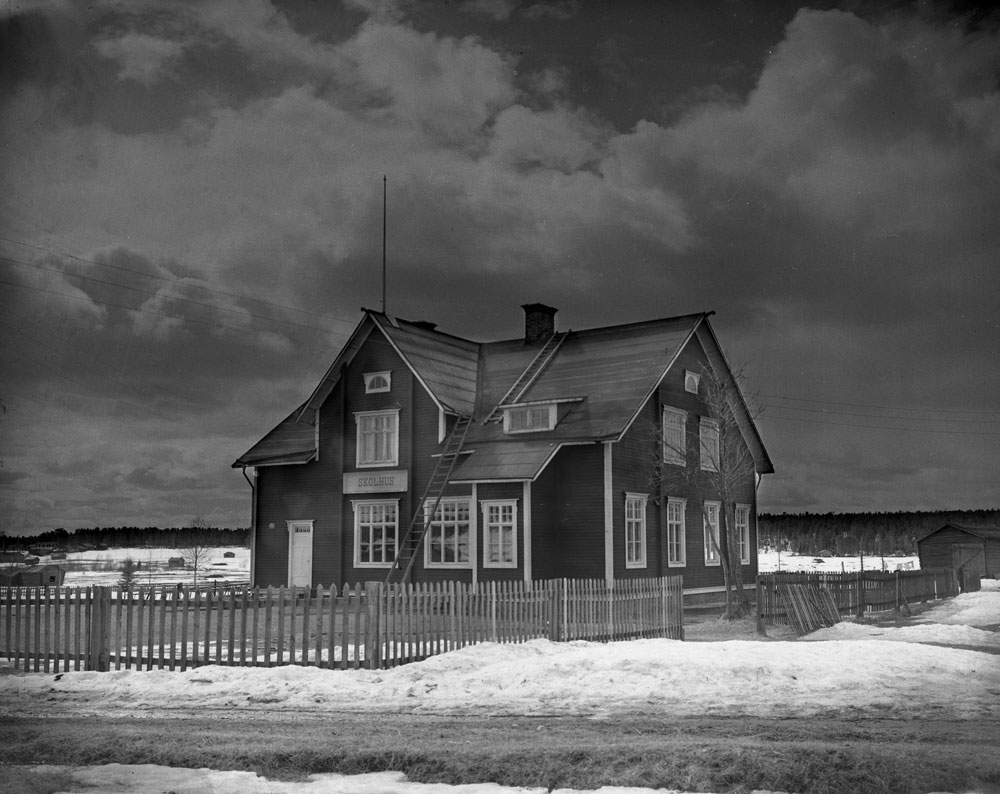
[[918, 523, 1000, 543], [233, 406, 316, 467]]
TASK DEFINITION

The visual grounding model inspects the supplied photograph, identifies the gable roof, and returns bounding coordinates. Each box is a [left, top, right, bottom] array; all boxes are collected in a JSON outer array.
[[234, 308, 774, 476], [918, 523, 1000, 543]]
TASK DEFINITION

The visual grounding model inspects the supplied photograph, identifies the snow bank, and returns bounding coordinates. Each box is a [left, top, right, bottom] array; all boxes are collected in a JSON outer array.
[[5, 636, 998, 721]]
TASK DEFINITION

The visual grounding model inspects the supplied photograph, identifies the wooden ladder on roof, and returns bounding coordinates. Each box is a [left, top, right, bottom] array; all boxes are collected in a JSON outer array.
[[484, 331, 567, 423], [384, 414, 473, 585]]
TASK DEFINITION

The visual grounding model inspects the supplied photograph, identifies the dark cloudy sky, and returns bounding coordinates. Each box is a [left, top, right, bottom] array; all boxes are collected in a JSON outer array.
[[1, 0, 998, 535]]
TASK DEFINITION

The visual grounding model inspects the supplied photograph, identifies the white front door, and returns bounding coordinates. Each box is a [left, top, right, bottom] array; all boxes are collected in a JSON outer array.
[[287, 521, 313, 587]]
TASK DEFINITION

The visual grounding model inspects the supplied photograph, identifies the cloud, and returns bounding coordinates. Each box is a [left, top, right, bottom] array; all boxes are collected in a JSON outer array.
[[94, 30, 187, 85]]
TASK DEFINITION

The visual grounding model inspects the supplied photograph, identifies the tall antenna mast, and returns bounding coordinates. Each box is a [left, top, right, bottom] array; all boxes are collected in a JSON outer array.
[[381, 175, 387, 314]]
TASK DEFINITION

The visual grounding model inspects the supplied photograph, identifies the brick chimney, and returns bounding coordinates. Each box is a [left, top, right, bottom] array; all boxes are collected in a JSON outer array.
[[522, 303, 557, 344]]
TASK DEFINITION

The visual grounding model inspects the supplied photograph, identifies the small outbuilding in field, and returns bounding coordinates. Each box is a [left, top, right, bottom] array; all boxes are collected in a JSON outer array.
[[917, 523, 1000, 592], [0, 564, 66, 586]]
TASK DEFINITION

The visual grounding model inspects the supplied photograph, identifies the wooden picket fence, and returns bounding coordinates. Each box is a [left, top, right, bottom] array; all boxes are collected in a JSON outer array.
[[0, 575, 683, 673], [756, 568, 958, 631]]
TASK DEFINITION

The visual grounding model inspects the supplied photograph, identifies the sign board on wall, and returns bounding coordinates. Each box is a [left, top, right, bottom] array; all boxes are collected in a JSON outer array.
[[343, 470, 408, 494]]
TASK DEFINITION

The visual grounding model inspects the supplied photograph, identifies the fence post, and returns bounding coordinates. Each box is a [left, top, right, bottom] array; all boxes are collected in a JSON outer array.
[[755, 576, 766, 636], [88, 586, 111, 672], [548, 579, 562, 641], [856, 571, 865, 619], [365, 581, 383, 670]]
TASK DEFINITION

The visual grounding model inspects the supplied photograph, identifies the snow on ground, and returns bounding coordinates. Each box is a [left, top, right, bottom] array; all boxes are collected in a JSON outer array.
[[8, 765, 760, 794], [33, 546, 252, 587], [757, 549, 919, 573], [3, 574, 997, 794]]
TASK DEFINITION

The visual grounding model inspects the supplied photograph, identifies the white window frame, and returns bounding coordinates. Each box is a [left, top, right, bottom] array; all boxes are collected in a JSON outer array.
[[355, 409, 399, 468], [424, 497, 472, 569], [662, 407, 686, 466], [364, 371, 392, 394], [666, 497, 686, 567], [624, 492, 648, 569], [703, 501, 721, 566], [684, 370, 700, 395], [352, 499, 399, 568], [503, 403, 556, 434], [482, 500, 518, 568], [700, 418, 719, 472], [736, 503, 751, 565]]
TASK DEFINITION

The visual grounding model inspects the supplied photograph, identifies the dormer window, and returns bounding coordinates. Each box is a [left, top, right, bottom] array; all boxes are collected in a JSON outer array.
[[364, 371, 391, 394], [684, 370, 700, 395], [504, 403, 556, 434]]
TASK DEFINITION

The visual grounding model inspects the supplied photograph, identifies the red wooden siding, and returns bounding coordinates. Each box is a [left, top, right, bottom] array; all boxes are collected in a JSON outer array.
[[530, 445, 605, 580]]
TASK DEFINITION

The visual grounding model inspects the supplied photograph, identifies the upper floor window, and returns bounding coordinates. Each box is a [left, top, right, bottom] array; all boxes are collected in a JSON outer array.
[[684, 370, 700, 395], [700, 418, 719, 472], [355, 409, 398, 467], [504, 403, 556, 434], [364, 371, 391, 394], [662, 407, 686, 465], [625, 493, 648, 568], [736, 504, 751, 565]]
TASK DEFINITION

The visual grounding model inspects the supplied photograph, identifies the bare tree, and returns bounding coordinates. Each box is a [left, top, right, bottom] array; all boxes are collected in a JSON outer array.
[[652, 363, 762, 619], [181, 517, 211, 587], [180, 544, 211, 587]]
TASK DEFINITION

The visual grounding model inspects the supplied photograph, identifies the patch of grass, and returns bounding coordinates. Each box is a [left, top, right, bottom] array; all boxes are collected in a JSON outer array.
[[2, 715, 999, 794]]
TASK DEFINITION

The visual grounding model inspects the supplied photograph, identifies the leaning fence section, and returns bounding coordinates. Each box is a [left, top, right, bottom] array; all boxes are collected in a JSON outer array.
[[0, 575, 683, 673], [756, 568, 958, 629]]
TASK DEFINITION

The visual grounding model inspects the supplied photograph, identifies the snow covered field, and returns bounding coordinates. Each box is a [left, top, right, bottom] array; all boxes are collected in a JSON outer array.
[[757, 549, 920, 573], [3, 580, 998, 794], [43, 546, 251, 587]]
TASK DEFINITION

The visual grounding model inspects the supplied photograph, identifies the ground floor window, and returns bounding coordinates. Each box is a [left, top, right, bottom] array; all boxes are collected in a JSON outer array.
[[482, 500, 517, 568], [625, 493, 648, 568], [666, 498, 686, 567], [703, 501, 721, 566], [353, 500, 398, 567], [425, 498, 471, 567], [736, 504, 751, 564]]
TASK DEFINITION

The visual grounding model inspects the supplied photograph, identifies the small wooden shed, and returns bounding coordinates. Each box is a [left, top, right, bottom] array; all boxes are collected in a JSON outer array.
[[917, 524, 1000, 592], [4, 564, 66, 586]]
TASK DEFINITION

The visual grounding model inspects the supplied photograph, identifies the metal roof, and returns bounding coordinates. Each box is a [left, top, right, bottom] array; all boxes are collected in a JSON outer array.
[[449, 439, 563, 483], [234, 308, 774, 476], [375, 315, 479, 415], [233, 407, 316, 467]]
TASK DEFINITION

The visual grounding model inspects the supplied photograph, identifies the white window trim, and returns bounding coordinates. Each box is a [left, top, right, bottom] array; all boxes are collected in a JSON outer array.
[[624, 492, 648, 569], [354, 408, 399, 468], [503, 403, 556, 434], [736, 503, 751, 565], [662, 406, 687, 466], [703, 501, 721, 566], [684, 370, 700, 395], [424, 497, 473, 569], [364, 371, 392, 394], [352, 499, 400, 569], [700, 418, 719, 472], [666, 497, 687, 568], [481, 499, 518, 569]]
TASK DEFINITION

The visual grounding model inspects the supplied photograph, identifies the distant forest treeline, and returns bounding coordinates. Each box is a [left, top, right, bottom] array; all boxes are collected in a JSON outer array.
[[1, 526, 250, 550], [759, 509, 1000, 556]]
